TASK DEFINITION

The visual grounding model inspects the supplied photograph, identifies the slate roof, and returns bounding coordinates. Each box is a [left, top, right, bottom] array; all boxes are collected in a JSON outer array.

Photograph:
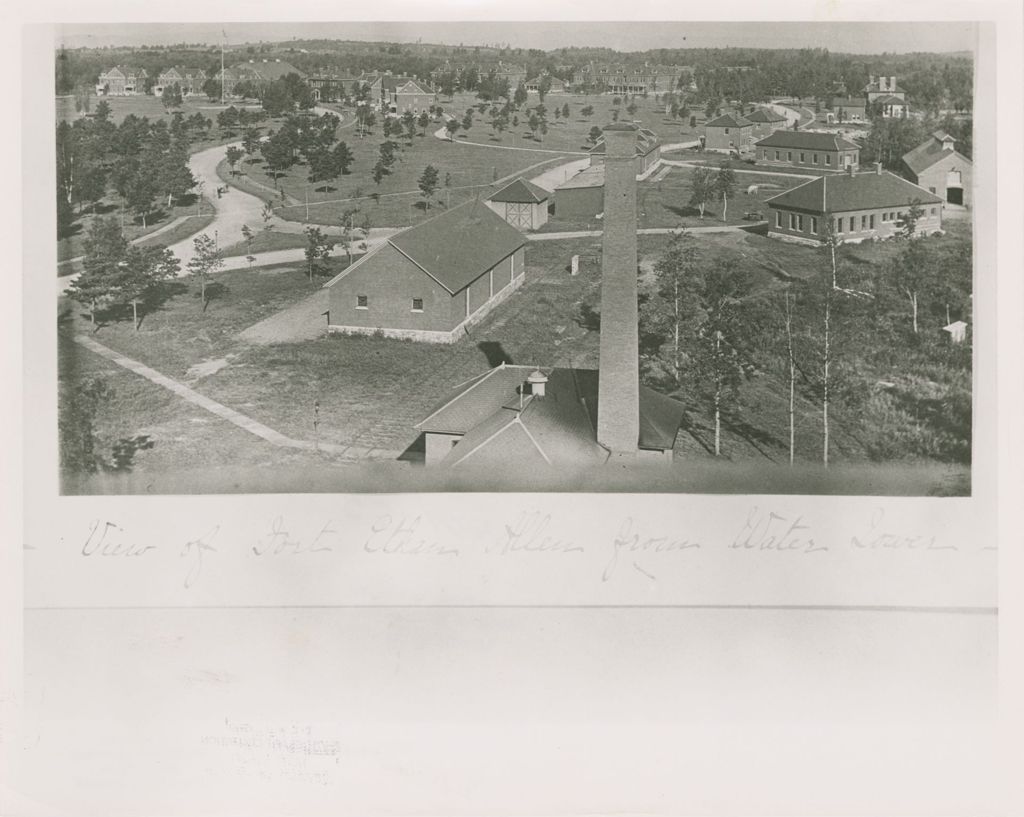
[[417, 365, 685, 466], [874, 94, 907, 105], [488, 177, 551, 204], [746, 108, 787, 123], [755, 131, 860, 151], [765, 170, 944, 214], [705, 113, 753, 129], [902, 134, 970, 176], [326, 199, 526, 294]]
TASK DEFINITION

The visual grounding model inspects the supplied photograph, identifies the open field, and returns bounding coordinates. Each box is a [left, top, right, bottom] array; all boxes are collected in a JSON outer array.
[[437, 90, 703, 151], [57, 93, 264, 125], [223, 131, 574, 229], [540, 164, 808, 233]]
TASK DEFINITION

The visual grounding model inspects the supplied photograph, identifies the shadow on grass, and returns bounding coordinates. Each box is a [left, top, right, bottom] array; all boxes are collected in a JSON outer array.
[[477, 341, 514, 368], [721, 411, 783, 461], [665, 204, 710, 219]]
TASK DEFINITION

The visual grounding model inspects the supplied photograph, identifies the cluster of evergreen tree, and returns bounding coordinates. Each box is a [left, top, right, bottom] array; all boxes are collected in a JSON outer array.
[[56, 101, 210, 237]]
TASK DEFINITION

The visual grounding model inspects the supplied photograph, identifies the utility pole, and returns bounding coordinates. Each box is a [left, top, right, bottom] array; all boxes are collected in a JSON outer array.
[[305, 185, 309, 221]]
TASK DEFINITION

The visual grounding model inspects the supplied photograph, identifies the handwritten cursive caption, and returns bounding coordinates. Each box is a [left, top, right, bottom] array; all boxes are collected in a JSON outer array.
[[71, 505, 976, 590]]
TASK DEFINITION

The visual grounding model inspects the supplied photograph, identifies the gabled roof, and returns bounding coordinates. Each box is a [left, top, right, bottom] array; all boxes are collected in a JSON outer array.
[[101, 66, 147, 78], [755, 130, 860, 152], [488, 177, 550, 204], [417, 365, 685, 465], [765, 170, 944, 214], [830, 97, 867, 109], [874, 94, 907, 105], [394, 79, 433, 95], [326, 200, 525, 295], [746, 108, 787, 123], [705, 113, 752, 129], [901, 134, 971, 175]]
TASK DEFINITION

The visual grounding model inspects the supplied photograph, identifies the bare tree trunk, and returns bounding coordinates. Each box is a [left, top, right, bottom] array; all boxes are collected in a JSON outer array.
[[823, 291, 831, 468], [132, 300, 139, 331], [829, 236, 838, 288], [673, 279, 681, 382], [785, 292, 795, 466], [714, 383, 721, 456], [911, 292, 918, 333], [721, 193, 728, 222], [714, 332, 722, 456]]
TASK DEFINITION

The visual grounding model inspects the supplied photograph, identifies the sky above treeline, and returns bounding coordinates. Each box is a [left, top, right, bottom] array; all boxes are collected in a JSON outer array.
[[55, 21, 975, 55]]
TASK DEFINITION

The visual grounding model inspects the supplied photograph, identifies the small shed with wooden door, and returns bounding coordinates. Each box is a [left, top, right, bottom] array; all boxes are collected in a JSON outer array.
[[485, 177, 551, 231]]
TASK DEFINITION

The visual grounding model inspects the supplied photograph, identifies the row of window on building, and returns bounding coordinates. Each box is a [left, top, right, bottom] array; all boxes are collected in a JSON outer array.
[[356, 296, 424, 312], [761, 149, 853, 167], [776, 207, 939, 235]]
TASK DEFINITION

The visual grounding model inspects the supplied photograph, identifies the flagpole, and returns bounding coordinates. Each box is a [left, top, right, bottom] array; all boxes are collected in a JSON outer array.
[[220, 29, 226, 101]]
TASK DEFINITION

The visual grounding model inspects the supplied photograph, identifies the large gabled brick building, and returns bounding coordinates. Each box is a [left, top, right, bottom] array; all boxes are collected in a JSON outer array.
[[766, 165, 944, 245], [324, 200, 527, 343], [755, 130, 860, 171]]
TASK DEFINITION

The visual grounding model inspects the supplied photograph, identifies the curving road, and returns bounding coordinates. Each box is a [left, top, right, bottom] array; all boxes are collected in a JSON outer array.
[[57, 108, 703, 299]]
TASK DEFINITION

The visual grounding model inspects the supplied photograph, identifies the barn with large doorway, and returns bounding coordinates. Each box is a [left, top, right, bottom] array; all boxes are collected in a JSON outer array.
[[902, 131, 972, 207]]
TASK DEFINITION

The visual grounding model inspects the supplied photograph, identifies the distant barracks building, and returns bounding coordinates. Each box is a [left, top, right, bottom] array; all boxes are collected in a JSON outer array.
[[97, 66, 148, 96], [766, 165, 944, 245]]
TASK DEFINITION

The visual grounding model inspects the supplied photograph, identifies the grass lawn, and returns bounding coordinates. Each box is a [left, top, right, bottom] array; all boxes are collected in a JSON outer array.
[[57, 194, 217, 267], [60, 261, 329, 377], [538, 165, 807, 233], [224, 131, 574, 230], [437, 91, 702, 152], [58, 328, 353, 495], [218, 229, 324, 258], [637, 165, 807, 228], [57, 93, 265, 125]]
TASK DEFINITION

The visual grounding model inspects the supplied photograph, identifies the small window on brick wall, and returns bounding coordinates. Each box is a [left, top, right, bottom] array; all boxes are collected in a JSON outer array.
[[356, 295, 368, 309], [411, 298, 424, 312]]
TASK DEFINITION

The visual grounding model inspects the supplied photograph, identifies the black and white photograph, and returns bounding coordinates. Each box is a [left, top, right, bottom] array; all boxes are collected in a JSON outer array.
[[4, 4, 1023, 816], [49, 18, 980, 495]]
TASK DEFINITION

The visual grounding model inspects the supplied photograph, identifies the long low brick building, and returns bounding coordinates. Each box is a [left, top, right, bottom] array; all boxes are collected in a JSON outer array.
[[765, 165, 944, 245], [755, 130, 861, 171], [324, 200, 527, 343]]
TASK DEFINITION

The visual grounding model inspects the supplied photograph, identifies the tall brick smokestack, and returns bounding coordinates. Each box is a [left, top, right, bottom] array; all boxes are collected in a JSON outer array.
[[597, 123, 640, 456]]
